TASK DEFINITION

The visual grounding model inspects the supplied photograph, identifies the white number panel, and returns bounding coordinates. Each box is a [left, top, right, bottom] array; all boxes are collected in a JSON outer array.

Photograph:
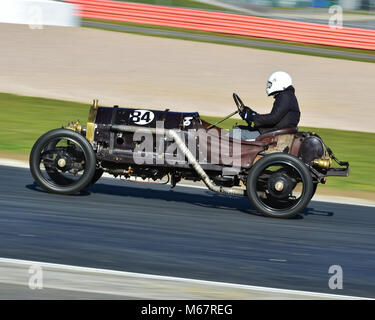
[[129, 110, 155, 125]]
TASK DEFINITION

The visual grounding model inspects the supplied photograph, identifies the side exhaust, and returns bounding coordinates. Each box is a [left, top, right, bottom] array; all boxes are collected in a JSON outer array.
[[111, 125, 246, 196]]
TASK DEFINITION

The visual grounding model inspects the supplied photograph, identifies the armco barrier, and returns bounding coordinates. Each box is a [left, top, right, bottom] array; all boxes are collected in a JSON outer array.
[[67, 0, 375, 50]]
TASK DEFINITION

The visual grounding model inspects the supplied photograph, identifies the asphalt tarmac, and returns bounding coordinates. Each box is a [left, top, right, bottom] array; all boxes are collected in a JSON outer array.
[[0, 165, 374, 298]]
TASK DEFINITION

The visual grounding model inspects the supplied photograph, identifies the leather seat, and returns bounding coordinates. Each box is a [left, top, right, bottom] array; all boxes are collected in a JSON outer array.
[[256, 127, 298, 141]]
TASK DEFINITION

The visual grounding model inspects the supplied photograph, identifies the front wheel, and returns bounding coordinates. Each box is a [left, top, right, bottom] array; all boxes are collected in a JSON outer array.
[[29, 128, 96, 195], [247, 153, 314, 219]]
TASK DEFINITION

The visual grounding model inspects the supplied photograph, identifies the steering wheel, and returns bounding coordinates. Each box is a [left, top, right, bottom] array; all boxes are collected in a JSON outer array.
[[207, 93, 247, 129], [233, 93, 245, 113]]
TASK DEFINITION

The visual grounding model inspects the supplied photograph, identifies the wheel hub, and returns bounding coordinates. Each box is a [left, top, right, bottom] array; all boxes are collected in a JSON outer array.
[[274, 181, 284, 192], [55, 153, 72, 171], [57, 158, 66, 168], [267, 172, 294, 199]]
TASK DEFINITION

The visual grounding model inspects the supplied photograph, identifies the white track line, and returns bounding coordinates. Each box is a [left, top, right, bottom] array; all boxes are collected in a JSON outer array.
[[0, 158, 28, 169], [0, 257, 370, 300], [1, 157, 374, 207]]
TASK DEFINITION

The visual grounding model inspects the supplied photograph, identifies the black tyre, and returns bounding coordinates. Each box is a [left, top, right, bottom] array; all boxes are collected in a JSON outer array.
[[247, 153, 314, 219], [29, 128, 96, 194], [90, 168, 104, 185], [311, 182, 318, 200]]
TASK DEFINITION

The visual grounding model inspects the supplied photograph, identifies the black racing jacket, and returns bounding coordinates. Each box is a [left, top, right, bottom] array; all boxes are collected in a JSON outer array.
[[253, 86, 300, 134]]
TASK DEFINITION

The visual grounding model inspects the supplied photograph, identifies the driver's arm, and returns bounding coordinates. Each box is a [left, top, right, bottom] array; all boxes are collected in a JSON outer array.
[[240, 106, 257, 125], [253, 94, 290, 128]]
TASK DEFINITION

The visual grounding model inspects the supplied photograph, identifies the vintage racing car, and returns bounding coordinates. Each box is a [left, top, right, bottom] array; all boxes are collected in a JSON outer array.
[[29, 94, 349, 219]]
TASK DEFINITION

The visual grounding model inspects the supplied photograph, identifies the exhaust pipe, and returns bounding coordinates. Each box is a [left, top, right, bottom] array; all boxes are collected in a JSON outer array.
[[111, 125, 246, 196]]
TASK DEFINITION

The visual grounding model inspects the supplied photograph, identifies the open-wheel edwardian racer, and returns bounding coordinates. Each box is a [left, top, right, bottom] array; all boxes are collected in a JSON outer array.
[[29, 93, 349, 219]]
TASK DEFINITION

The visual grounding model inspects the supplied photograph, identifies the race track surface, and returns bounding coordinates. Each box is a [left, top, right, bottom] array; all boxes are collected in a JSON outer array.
[[0, 165, 374, 298]]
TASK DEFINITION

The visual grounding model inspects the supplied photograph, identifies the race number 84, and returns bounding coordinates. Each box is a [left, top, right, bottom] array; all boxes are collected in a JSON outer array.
[[130, 110, 155, 125]]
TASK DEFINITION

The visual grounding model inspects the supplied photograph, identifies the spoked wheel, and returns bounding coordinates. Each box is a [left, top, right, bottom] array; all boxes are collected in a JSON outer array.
[[29, 129, 96, 194], [247, 153, 314, 219]]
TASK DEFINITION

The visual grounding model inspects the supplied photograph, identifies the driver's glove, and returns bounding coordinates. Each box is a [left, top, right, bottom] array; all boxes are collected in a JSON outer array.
[[240, 106, 257, 122]]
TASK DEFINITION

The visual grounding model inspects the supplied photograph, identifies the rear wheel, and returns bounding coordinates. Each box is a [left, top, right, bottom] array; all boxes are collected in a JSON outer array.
[[247, 153, 314, 219], [311, 182, 318, 200], [29, 129, 96, 194]]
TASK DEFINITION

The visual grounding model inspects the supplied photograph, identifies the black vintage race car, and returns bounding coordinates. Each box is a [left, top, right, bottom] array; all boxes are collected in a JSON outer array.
[[29, 94, 349, 219]]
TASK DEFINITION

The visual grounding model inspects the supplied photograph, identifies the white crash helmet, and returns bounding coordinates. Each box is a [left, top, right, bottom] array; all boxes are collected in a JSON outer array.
[[266, 71, 292, 96]]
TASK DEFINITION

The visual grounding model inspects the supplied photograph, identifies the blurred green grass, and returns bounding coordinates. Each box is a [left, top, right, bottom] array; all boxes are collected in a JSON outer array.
[[0, 93, 89, 154], [0, 92, 374, 194]]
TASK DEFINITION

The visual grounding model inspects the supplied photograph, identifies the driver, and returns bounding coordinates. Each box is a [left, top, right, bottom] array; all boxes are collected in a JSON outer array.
[[237, 71, 300, 140]]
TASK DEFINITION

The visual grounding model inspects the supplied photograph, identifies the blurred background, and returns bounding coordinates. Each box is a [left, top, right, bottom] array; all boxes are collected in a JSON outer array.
[[197, 0, 375, 29], [0, 0, 375, 301], [211, 0, 374, 10]]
